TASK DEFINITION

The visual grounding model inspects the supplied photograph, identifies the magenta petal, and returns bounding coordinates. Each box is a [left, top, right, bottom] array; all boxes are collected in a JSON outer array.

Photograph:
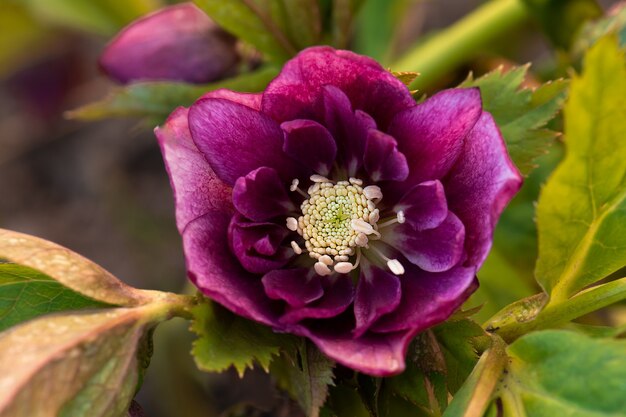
[[155, 107, 231, 233], [281, 120, 337, 176], [233, 167, 295, 221], [280, 276, 354, 324], [228, 215, 291, 274], [372, 264, 477, 333], [445, 112, 523, 267], [200, 88, 262, 110], [183, 212, 278, 325], [353, 264, 401, 337], [262, 268, 324, 308], [364, 129, 409, 182], [394, 180, 448, 231], [387, 212, 465, 272], [189, 98, 299, 185], [100, 3, 237, 84], [388, 88, 482, 184], [303, 328, 417, 376]]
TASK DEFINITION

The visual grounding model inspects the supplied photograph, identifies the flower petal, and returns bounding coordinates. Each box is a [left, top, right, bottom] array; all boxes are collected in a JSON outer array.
[[183, 211, 278, 325], [353, 264, 401, 337], [100, 3, 237, 84], [201, 88, 262, 110], [281, 119, 337, 176], [279, 276, 354, 324], [155, 107, 231, 233], [371, 264, 477, 333], [262, 268, 324, 308], [262, 46, 415, 128], [364, 129, 409, 182], [386, 212, 466, 272], [228, 214, 291, 274], [189, 98, 299, 185], [388, 88, 482, 184], [233, 167, 295, 221], [394, 180, 448, 231], [444, 112, 523, 267]]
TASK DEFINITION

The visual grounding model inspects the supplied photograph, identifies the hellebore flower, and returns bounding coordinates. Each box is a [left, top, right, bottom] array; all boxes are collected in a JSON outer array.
[[100, 3, 238, 84], [155, 47, 522, 376]]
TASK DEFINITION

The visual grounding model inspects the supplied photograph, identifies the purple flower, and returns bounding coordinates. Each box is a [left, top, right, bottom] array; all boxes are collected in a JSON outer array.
[[156, 47, 522, 376], [100, 3, 238, 84]]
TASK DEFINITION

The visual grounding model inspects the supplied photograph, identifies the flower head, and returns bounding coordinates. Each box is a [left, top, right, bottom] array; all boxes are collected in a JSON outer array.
[[156, 47, 522, 375]]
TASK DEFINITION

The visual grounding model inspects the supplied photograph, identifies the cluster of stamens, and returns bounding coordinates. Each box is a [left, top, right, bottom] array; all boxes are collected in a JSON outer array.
[[286, 175, 406, 277]]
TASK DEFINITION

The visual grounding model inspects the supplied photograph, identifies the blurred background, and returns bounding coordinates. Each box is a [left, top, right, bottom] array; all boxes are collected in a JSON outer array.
[[0, 0, 620, 416]]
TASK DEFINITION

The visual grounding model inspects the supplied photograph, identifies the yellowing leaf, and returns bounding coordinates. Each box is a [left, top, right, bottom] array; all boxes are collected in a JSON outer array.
[[535, 36, 626, 301]]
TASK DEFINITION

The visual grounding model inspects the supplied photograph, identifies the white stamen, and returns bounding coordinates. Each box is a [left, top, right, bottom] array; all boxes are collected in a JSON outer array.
[[290, 179, 299, 192], [286, 217, 298, 231], [290, 241, 302, 255], [314, 262, 332, 276], [363, 185, 383, 202], [387, 259, 405, 275], [355, 233, 369, 247], [397, 210, 406, 224], [351, 219, 374, 234], [334, 262, 354, 274], [307, 183, 321, 195], [336, 255, 349, 262], [349, 177, 363, 186], [369, 209, 380, 224], [310, 174, 330, 183], [319, 255, 333, 266]]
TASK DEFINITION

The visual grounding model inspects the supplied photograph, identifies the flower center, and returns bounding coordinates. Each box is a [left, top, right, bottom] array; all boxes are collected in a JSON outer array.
[[286, 175, 404, 276]]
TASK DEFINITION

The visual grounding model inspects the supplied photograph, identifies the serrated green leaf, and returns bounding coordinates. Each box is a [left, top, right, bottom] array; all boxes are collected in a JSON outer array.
[[0, 228, 153, 307], [391, 71, 419, 87], [499, 330, 626, 416], [272, 341, 335, 417], [535, 36, 626, 301], [190, 300, 288, 377], [572, 2, 626, 58], [0, 302, 174, 417], [522, 0, 602, 49], [460, 66, 568, 175], [193, 0, 293, 61], [0, 263, 110, 331], [68, 67, 279, 122]]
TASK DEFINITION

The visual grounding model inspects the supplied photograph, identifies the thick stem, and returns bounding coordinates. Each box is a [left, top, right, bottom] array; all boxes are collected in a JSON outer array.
[[391, 0, 529, 90]]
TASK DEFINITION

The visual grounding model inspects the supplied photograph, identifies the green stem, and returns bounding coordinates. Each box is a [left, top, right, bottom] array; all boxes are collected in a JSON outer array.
[[488, 278, 626, 342], [391, 0, 529, 90]]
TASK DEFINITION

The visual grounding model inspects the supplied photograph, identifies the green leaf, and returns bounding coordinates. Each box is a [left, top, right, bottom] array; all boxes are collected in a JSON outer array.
[[0, 228, 153, 307], [460, 66, 568, 175], [499, 330, 626, 416], [0, 301, 176, 417], [193, 0, 294, 61], [522, 0, 602, 49], [68, 67, 280, 122], [190, 299, 288, 377], [0, 263, 110, 331], [272, 340, 335, 417], [535, 36, 626, 301], [331, 0, 365, 49], [572, 2, 626, 58], [279, 0, 322, 49]]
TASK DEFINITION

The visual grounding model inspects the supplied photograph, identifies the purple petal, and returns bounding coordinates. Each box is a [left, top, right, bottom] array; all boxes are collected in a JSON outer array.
[[281, 119, 337, 176], [100, 3, 237, 84], [228, 214, 291, 274], [189, 98, 299, 185], [183, 211, 278, 325], [279, 276, 354, 324], [262, 46, 415, 128], [353, 264, 401, 337], [302, 327, 418, 376], [371, 264, 477, 333], [155, 107, 231, 232], [386, 212, 466, 273], [394, 180, 448, 231], [233, 167, 295, 221], [363, 129, 409, 182], [388, 88, 482, 184], [444, 112, 523, 267], [262, 268, 324, 308], [201, 88, 262, 110]]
